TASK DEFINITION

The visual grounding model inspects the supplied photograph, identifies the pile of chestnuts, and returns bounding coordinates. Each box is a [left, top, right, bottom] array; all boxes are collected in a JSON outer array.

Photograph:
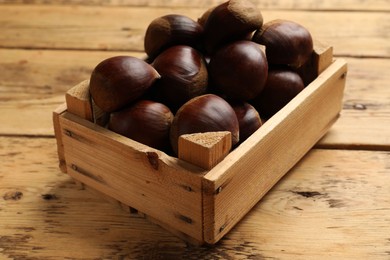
[[89, 0, 314, 156]]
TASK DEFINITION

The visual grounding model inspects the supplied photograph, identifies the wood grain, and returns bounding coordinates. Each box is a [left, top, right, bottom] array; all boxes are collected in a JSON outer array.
[[0, 5, 389, 57], [1, 47, 389, 148], [178, 131, 232, 170], [59, 112, 205, 241], [318, 57, 390, 150], [0, 48, 135, 136], [1, 136, 389, 259], [0, 0, 388, 11], [203, 58, 347, 243], [65, 79, 93, 122], [1, 1, 389, 258]]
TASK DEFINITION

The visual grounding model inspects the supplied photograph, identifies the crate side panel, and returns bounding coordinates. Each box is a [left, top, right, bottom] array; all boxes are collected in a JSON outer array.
[[59, 113, 204, 241], [203, 59, 348, 244], [53, 103, 68, 173]]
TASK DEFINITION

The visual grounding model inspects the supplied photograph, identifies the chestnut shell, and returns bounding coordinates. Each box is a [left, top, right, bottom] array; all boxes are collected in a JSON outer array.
[[89, 56, 160, 113], [144, 14, 204, 59], [108, 100, 173, 151], [203, 0, 263, 54], [152, 45, 208, 112], [170, 94, 239, 155], [209, 40, 268, 101], [250, 67, 305, 119], [231, 102, 262, 143], [252, 19, 313, 67]]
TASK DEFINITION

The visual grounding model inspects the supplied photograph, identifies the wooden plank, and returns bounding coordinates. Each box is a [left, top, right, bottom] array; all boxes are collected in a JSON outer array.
[[202, 59, 347, 243], [52, 103, 67, 173], [0, 0, 388, 11], [78, 178, 205, 246], [226, 148, 390, 259], [1, 51, 389, 148], [0, 49, 389, 146], [58, 112, 205, 241], [0, 48, 139, 136], [318, 56, 390, 150], [1, 136, 389, 258], [0, 5, 388, 58], [0, 136, 186, 259]]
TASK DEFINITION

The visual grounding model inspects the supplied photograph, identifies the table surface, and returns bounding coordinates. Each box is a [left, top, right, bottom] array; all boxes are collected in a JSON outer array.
[[1, 1, 389, 259]]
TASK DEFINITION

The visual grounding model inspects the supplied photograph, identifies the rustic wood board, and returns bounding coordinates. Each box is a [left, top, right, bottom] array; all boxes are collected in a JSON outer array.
[[1, 136, 389, 259], [0, 0, 388, 11], [0, 0, 388, 258], [0, 49, 137, 136], [202, 58, 347, 243], [0, 5, 389, 58], [318, 57, 390, 150], [1, 48, 389, 149]]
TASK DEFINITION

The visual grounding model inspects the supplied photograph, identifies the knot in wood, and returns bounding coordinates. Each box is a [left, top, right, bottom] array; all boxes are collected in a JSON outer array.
[[146, 152, 159, 170]]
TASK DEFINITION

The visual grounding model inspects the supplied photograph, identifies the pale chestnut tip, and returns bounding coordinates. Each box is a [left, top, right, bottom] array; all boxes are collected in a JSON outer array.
[[202, 0, 263, 54], [144, 14, 204, 59]]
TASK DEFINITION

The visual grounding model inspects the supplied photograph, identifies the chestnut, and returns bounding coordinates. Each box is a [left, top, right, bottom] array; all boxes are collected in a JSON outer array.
[[197, 6, 215, 27], [209, 40, 268, 101], [252, 19, 313, 68], [89, 56, 160, 113], [250, 67, 305, 119], [170, 94, 239, 155], [231, 101, 262, 143], [152, 45, 208, 112], [144, 14, 204, 59], [202, 0, 263, 54], [108, 100, 173, 151]]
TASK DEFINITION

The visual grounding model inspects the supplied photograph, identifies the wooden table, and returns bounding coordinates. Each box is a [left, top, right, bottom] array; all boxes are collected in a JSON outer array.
[[1, 1, 389, 259]]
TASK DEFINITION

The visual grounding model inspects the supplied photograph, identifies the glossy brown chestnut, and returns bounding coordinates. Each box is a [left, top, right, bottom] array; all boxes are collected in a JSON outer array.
[[144, 14, 203, 59], [231, 101, 262, 143], [209, 40, 268, 101], [202, 0, 263, 54], [152, 45, 208, 112], [252, 19, 313, 68], [250, 67, 305, 119], [108, 100, 173, 151], [89, 56, 160, 113], [197, 6, 215, 27], [170, 94, 239, 155]]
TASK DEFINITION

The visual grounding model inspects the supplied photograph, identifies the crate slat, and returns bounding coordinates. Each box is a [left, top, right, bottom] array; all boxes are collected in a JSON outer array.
[[59, 112, 206, 241], [202, 58, 347, 243]]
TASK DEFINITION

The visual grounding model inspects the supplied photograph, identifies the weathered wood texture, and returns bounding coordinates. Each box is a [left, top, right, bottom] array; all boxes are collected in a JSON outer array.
[[318, 57, 390, 150], [0, 0, 388, 11], [0, 49, 135, 136], [1, 137, 389, 259], [1, 47, 389, 148], [1, 1, 389, 258], [203, 59, 346, 243], [178, 131, 232, 170], [59, 111, 205, 241], [0, 5, 389, 58]]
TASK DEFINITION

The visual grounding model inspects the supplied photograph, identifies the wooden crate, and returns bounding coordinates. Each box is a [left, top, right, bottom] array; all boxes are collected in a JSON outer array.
[[53, 43, 347, 245]]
